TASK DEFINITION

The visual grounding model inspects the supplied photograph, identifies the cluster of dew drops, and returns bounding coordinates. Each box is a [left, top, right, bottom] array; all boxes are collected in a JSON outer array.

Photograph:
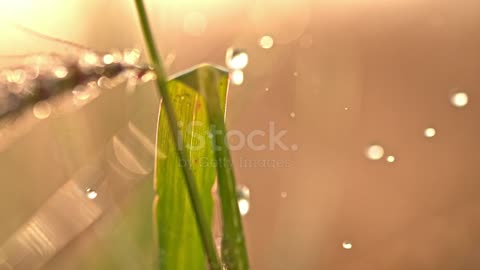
[[0, 48, 155, 121], [0, 48, 157, 202]]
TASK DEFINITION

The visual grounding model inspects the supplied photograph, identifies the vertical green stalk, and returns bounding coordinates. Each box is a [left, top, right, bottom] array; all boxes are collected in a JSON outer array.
[[198, 69, 250, 270], [133, 1, 221, 269]]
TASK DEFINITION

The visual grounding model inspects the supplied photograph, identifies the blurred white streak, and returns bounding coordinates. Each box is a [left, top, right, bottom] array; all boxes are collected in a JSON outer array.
[[0, 180, 105, 270], [0, 120, 156, 270]]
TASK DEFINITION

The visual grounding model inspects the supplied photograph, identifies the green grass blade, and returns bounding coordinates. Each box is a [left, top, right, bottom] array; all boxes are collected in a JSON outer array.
[[154, 65, 229, 270], [133, 1, 221, 269], [193, 67, 250, 270]]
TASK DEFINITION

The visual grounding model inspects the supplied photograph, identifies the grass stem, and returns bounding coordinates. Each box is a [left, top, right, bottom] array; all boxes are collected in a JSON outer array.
[[133, 1, 221, 269]]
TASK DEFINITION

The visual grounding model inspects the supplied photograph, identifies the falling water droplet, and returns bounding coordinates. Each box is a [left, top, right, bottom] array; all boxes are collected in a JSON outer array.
[[226, 48, 248, 70], [236, 185, 250, 216], [293, 71, 298, 77], [365, 144, 384, 160], [424, 127, 436, 138], [86, 188, 98, 200], [290, 112, 296, 118], [386, 155, 396, 163], [280, 192, 287, 198], [342, 241, 352, 250], [450, 91, 468, 107], [231, 70, 244, 85], [265, 87, 270, 92], [258, 35, 274, 49], [33, 101, 52, 119]]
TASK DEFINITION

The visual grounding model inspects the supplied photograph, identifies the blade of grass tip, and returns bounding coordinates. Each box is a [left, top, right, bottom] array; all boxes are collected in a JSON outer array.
[[133, 1, 221, 270], [196, 67, 250, 270]]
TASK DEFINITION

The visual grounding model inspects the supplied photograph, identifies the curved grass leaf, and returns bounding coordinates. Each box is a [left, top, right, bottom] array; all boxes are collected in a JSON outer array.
[[154, 64, 228, 270]]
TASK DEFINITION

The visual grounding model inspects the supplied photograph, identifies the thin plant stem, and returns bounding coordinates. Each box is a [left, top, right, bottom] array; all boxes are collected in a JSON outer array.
[[198, 69, 250, 270], [133, 1, 221, 269]]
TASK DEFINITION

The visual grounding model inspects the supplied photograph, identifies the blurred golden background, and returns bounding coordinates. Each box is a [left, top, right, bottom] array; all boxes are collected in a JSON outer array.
[[1, 0, 480, 269]]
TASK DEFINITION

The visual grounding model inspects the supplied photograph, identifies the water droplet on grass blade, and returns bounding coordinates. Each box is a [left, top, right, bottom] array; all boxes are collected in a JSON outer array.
[[226, 48, 248, 70], [82, 51, 99, 66], [231, 70, 244, 85], [123, 48, 141, 65], [53, 66, 68, 78], [33, 101, 52, 119], [102, 54, 115, 65], [140, 71, 156, 83], [237, 185, 250, 216], [6, 69, 26, 84]]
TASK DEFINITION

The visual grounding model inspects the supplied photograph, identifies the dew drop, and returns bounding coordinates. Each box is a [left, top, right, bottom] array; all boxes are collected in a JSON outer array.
[[236, 185, 250, 216], [7, 69, 26, 84], [238, 199, 250, 216], [102, 54, 115, 65], [450, 91, 468, 107], [226, 48, 248, 70], [140, 71, 157, 82], [231, 70, 244, 85], [53, 66, 68, 79], [97, 76, 114, 89], [33, 101, 52, 120], [424, 127, 436, 138], [386, 155, 395, 163], [365, 144, 384, 160], [82, 52, 99, 66], [258, 35, 274, 49], [342, 241, 352, 250], [123, 48, 141, 65], [86, 188, 98, 200], [73, 88, 91, 101]]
